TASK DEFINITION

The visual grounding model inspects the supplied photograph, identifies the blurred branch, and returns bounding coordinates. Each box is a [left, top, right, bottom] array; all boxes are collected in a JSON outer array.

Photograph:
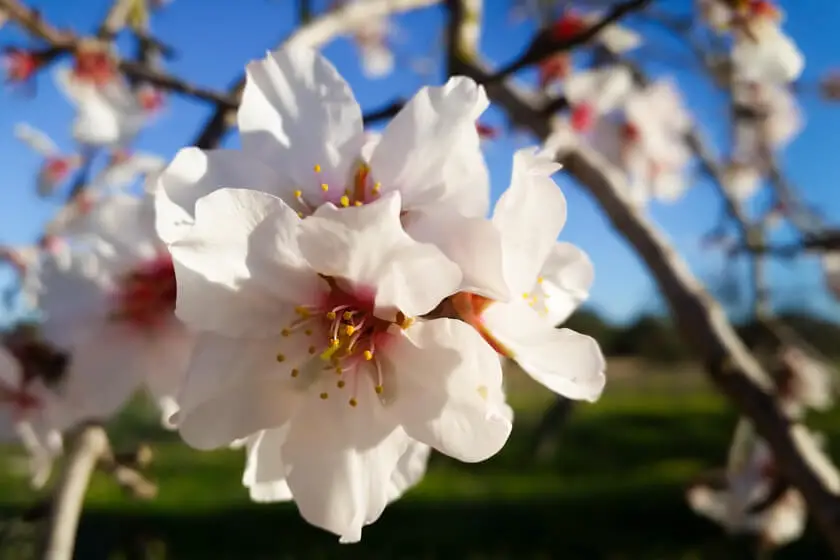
[[37, 425, 156, 560], [193, 0, 443, 149], [487, 0, 651, 82]]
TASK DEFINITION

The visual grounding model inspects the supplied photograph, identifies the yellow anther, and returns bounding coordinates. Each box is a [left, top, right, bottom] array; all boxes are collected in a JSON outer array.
[[339, 195, 350, 207], [522, 292, 530, 299], [276, 353, 285, 363], [343, 311, 353, 320], [335, 366, 343, 374], [320, 183, 329, 192], [293, 189, 303, 198], [344, 325, 355, 336], [304, 329, 313, 336], [320, 342, 340, 361], [363, 350, 373, 361], [374, 385, 384, 394], [320, 392, 329, 400], [313, 164, 321, 173], [290, 368, 299, 378], [372, 182, 381, 193], [308, 345, 316, 355], [329, 338, 340, 348], [354, 201, 363, 206], [537, 276, 544, 284], [295, 306, 310, 317], [399, 316, 415, 330], [337, 380, 346, 388], [281, 328, 291, 337], [297, 211, 304, 218], [326, 311, 337, 320], [349, 398, 358, 407]]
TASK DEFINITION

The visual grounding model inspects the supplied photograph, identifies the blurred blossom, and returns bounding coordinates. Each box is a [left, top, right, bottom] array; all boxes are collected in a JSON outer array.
[[14, 123, 81, 198], [777, 345, 835, 418], [2, 47, 40, 84]]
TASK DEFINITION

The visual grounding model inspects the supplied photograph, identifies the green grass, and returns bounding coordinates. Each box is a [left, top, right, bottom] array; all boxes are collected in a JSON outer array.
[[1, 364, 838, 559]]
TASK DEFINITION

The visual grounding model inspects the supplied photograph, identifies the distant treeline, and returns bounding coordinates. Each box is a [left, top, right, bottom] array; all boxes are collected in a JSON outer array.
[[566, 309, 840, 364]]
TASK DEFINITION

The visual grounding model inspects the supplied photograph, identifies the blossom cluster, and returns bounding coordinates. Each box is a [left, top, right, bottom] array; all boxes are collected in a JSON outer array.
[[1, 45, 606, 542]]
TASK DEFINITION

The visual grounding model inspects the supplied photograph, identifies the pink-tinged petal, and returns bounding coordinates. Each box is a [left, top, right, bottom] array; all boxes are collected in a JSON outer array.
[[242, 428, 294, 503], [299, 193, 462, 318], [403, 210, 509, 302], [281, 374, 408, 543], [55, 325, 150, 427], [484, 301, 606, 402], [154, 147, 285, 245], [370, 77, 490, 217], [493, 148, 568, 295], [238, 47, 364, 194], [382, 318, 511, 463], [532, 242, 594, 327], [142, 321, 195, 427], [175, 333, 307, 450], [170, 188, 326, 338]]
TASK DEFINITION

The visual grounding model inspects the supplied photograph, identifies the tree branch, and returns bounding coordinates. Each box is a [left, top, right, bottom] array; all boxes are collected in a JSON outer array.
[[37, 424, 108, 560]]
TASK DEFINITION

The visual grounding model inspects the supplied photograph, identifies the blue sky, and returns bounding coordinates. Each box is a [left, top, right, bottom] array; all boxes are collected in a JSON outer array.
[[1, 0, 838, 324]]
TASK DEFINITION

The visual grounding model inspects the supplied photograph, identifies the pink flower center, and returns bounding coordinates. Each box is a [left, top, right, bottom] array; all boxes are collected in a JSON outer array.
[[291, 163, 383, 217], [73, 49, 117, 86], [538, 54, 571, 88], [550, 13, 588, 40], [3, 49, 38, 82], [110, 253, 176, 330], [276, 281, 410, 407], [570, 103, 595, 133], [45, 157, 71, 181]]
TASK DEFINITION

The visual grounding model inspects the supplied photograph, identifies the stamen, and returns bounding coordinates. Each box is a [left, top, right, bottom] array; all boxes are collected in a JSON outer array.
[[276, 353, 285, 363], [340, 195, 350, 207], [363, 350, 374, 361], [320, 183, 329, 192], [313, 164, 321, 173], [320, 392, 329, 400]]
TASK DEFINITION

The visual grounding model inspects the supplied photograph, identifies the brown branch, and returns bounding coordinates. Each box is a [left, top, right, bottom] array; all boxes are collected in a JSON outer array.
[[0, 0, 74, 47], [37, 424, 108, 560], [487, 0, 651, 82], [119, 60, 238, 108]]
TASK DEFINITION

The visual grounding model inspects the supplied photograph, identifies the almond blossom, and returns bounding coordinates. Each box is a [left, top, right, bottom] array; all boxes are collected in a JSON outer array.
[[167, 188, 511, 541], [730, 3, 803, 84], [557, 65, 635, 135], [88, 150, 166, 194], [14, 123, 81, 198], [155, 46, 505, 300], [36, 193, 192, 427], [687, 420, 839, 548], [54, 66, 146, 149], [0, 344, 65, 489], [777, 346, 835, 418], [2, 47, 39, 84], [451, 149, 605, 402]]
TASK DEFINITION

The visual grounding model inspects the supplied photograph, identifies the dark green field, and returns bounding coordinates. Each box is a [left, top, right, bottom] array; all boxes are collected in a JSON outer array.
[[1, 361, 836, 559]]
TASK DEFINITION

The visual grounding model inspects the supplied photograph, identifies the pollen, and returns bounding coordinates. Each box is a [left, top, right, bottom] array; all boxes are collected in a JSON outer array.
[[354, 201, 363, 206], [293, 189, 302, 198], [295, 306, 310, 317], [374, 385, 384, 394], [340, 195, 350, 207], [363, 350, 373, 361], [349, 398, 358, 407], [290, 368, 299, 378], [343, 311, 353, 320], [326, 311, 337, 320], [320, 183, 329, 192], [313, 164, 321, 173], [372, 182, 381, 194], [344, 325, 355, 336], [320, 392, 329, 400], [537, 277, 544, 284], [276, 353, 285, 362], [337, 380, 346, 388]]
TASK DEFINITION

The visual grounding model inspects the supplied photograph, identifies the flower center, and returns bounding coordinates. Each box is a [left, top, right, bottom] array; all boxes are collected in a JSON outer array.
[[110, 253, 176, 330], [276, 281, 411, 407], [290, 163, 382, 218]]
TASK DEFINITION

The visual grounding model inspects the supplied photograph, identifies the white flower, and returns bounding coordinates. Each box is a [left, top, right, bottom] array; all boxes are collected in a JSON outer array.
[[167, 187, 511, 542], [352, 11, 394, 78], [732, 22, 804, 84], [696, 0, 732, 31], [54, 67, 146, 149], [722, 161, 762, 200], [155, 46, 502, 300], [778, 346, 835, 416], [0, 345, 64, 488], [14, 123, 80, 198], [88, 151, 166, 194], [558, 66, 635, 133], [452, 149, 605, 402], [36, 194, 192, 427]]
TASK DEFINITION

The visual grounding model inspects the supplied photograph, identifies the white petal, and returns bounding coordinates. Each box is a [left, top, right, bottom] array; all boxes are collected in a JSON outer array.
[[532, 242, 594, 326], [142, 321, 195, 427], [299, 193, 462, 318], [732, 26, 804, 84], [403, 210, 509, 302], [493, 148, 567, 296], [170, 188, 326, 337], [484, 301, 606, 402], [176, 333, 306, 450], [383, 318, 511, 462], [281, 375, 408, 543], [387, 438, 431, 501], [370, 77, 490, 217], [238, 46, 364, 193], [242, 428, 294, 502], [154, 147, 285, 245]]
